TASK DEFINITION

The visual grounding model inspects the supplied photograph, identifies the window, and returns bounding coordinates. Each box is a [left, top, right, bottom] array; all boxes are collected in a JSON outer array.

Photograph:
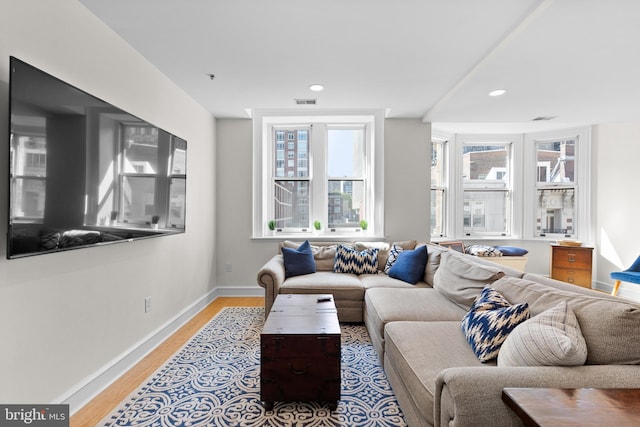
[[118, 124, 187, 228], [168, 138, 187, 228], [327, 128, 365, 229], [430, 139, 446, 237], [534, 138, 577, 237], [434, 127, 590, 242], [272, 128, 310, 229], [10, 133, 47, 220], [120, 124, 159, 225], [462, 143, 511, 236], [254, 112, 383, 237]]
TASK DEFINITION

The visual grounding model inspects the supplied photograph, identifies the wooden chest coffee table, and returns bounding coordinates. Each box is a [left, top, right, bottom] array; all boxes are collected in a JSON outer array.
[[260, 294, 341, 411]]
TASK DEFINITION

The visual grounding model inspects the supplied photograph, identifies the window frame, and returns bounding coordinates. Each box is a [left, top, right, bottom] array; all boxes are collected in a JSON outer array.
[[433, 127, 591, 242], [252, 110, 384, 238], [9, 132, 48, 222], [522, 128, 591, 240], [430, 137, 447, 238], [460, 140, 514, 237]]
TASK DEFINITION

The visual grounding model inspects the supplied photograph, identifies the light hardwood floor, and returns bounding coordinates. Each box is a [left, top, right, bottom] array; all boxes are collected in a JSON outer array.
[[70, 296, 264, 427]]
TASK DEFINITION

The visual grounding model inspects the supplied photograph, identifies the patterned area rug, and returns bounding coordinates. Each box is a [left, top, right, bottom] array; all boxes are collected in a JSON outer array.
[[102, 307, 406, 426]]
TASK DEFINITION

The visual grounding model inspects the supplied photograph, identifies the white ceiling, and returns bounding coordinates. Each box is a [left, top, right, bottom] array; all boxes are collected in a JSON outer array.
[[79, 0, 640, 131]]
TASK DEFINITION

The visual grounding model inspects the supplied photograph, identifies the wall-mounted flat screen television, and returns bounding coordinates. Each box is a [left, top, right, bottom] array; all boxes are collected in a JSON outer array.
[[7, 57, 187, 259]]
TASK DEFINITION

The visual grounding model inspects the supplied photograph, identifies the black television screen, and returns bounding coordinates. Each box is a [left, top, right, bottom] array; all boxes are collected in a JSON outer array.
[[7, 57, 187, 258]]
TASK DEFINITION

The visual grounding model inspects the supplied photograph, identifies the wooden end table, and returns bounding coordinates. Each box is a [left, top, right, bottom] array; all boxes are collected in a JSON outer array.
[[502, 387, 640, 426], [260, 294, 341, 411]]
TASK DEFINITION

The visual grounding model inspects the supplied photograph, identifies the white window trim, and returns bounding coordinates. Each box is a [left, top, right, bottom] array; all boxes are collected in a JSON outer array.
[[452, 134, 523, 239], [522, 127, 592, 241], [430, 136, 448, 238], [252, 109, 385, 239], [434, 126, 591, 242]]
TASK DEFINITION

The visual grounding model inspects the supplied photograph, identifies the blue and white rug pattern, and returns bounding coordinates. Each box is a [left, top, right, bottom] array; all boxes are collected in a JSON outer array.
[[103, 307, 406, 426]]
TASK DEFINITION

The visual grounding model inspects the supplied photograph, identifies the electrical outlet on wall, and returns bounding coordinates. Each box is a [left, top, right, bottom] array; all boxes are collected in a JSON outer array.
[[145, 297, 152, 313], [224, 263, 232, 272]]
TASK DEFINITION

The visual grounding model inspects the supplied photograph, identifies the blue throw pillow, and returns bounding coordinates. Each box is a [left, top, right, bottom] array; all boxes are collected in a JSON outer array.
[[282, 240, 316, 278], [388, 245, 428, 284], [494, 246, 529, 256], [461, 286, 530, 362]]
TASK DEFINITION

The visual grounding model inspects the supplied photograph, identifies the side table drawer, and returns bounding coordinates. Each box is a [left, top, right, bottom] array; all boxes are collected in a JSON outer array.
[[551, 268, 592, 288], [552, 247, 592, 269]]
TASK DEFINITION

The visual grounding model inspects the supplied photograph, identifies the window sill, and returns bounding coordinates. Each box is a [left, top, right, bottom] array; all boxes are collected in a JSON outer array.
[[252, 233, 386, 241]]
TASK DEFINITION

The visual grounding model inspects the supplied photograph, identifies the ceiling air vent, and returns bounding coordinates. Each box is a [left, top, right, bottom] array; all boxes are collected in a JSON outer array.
[[295, 98, 317, 105]]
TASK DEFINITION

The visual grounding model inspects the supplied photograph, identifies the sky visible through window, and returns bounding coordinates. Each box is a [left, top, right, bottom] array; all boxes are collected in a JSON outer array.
[[328, 129, 359, 177]]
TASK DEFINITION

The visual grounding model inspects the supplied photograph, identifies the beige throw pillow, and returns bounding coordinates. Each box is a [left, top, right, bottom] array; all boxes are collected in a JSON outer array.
[[498, 301, 588, 367], [433, 251, 505, 308]]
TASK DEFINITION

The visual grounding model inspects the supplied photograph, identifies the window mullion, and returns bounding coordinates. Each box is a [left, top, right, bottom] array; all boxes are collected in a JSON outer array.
[[310, 124, 327, 230]]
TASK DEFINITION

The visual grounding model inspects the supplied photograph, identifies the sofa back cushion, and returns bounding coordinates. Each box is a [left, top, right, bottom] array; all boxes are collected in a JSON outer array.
[[419, 242, 447, 286], [491, 276, 640, 365], [433, 251, 505, 309]]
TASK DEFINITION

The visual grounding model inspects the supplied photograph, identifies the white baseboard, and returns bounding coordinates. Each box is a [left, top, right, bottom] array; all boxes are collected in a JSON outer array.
[[594, 280, 640, 302], [60, 286, 265, 414], [215, 286, 265, 297]]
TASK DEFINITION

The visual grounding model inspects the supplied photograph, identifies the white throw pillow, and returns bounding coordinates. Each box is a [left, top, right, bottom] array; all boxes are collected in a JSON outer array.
[[497, 301, 587, 367]]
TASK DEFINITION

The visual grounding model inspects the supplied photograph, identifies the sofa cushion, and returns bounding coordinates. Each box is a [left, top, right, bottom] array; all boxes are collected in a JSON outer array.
[[360, 274, 430, 290], [365, 288, 467, 357], [492, 275, 640, 365], [498, 301, 587, 367], [461, 287, 530, 362], [420, 242, 447, 286], [384, 321, 489, 427], [334, 244, 379, 274], [280, 271, 364, 301], [433, 251, 505, 309], [388, 246, 428, 284], [281, 240, 316, 278]]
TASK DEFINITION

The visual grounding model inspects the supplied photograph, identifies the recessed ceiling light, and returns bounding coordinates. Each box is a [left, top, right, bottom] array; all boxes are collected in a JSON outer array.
[[488, 89, 507, 97], [309, 84, 324, 92]]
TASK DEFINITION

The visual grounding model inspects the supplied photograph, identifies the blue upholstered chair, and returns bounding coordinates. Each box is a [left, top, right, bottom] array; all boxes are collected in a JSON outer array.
[[610, 255, 640, 296]]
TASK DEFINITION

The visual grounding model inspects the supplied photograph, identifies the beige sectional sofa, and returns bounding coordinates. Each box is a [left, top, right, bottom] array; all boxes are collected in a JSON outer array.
[[256, 240, 640, 427]]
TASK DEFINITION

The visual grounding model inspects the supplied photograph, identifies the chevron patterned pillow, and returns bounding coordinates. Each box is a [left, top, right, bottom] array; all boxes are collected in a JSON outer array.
[[334, 244, 379, 274], [461, 286, 530, 362]]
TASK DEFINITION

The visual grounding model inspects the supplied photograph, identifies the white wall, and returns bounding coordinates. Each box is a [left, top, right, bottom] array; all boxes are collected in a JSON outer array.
[[593, 123, 640, 300], [384, 119, 431, 241], [214, 117, 431, 289], [0, 0, 216, 408]]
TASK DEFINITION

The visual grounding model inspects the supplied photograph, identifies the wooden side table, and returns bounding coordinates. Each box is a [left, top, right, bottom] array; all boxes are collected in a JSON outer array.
[[502, 388, 640, 426], [550, 244, 593, 288]]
